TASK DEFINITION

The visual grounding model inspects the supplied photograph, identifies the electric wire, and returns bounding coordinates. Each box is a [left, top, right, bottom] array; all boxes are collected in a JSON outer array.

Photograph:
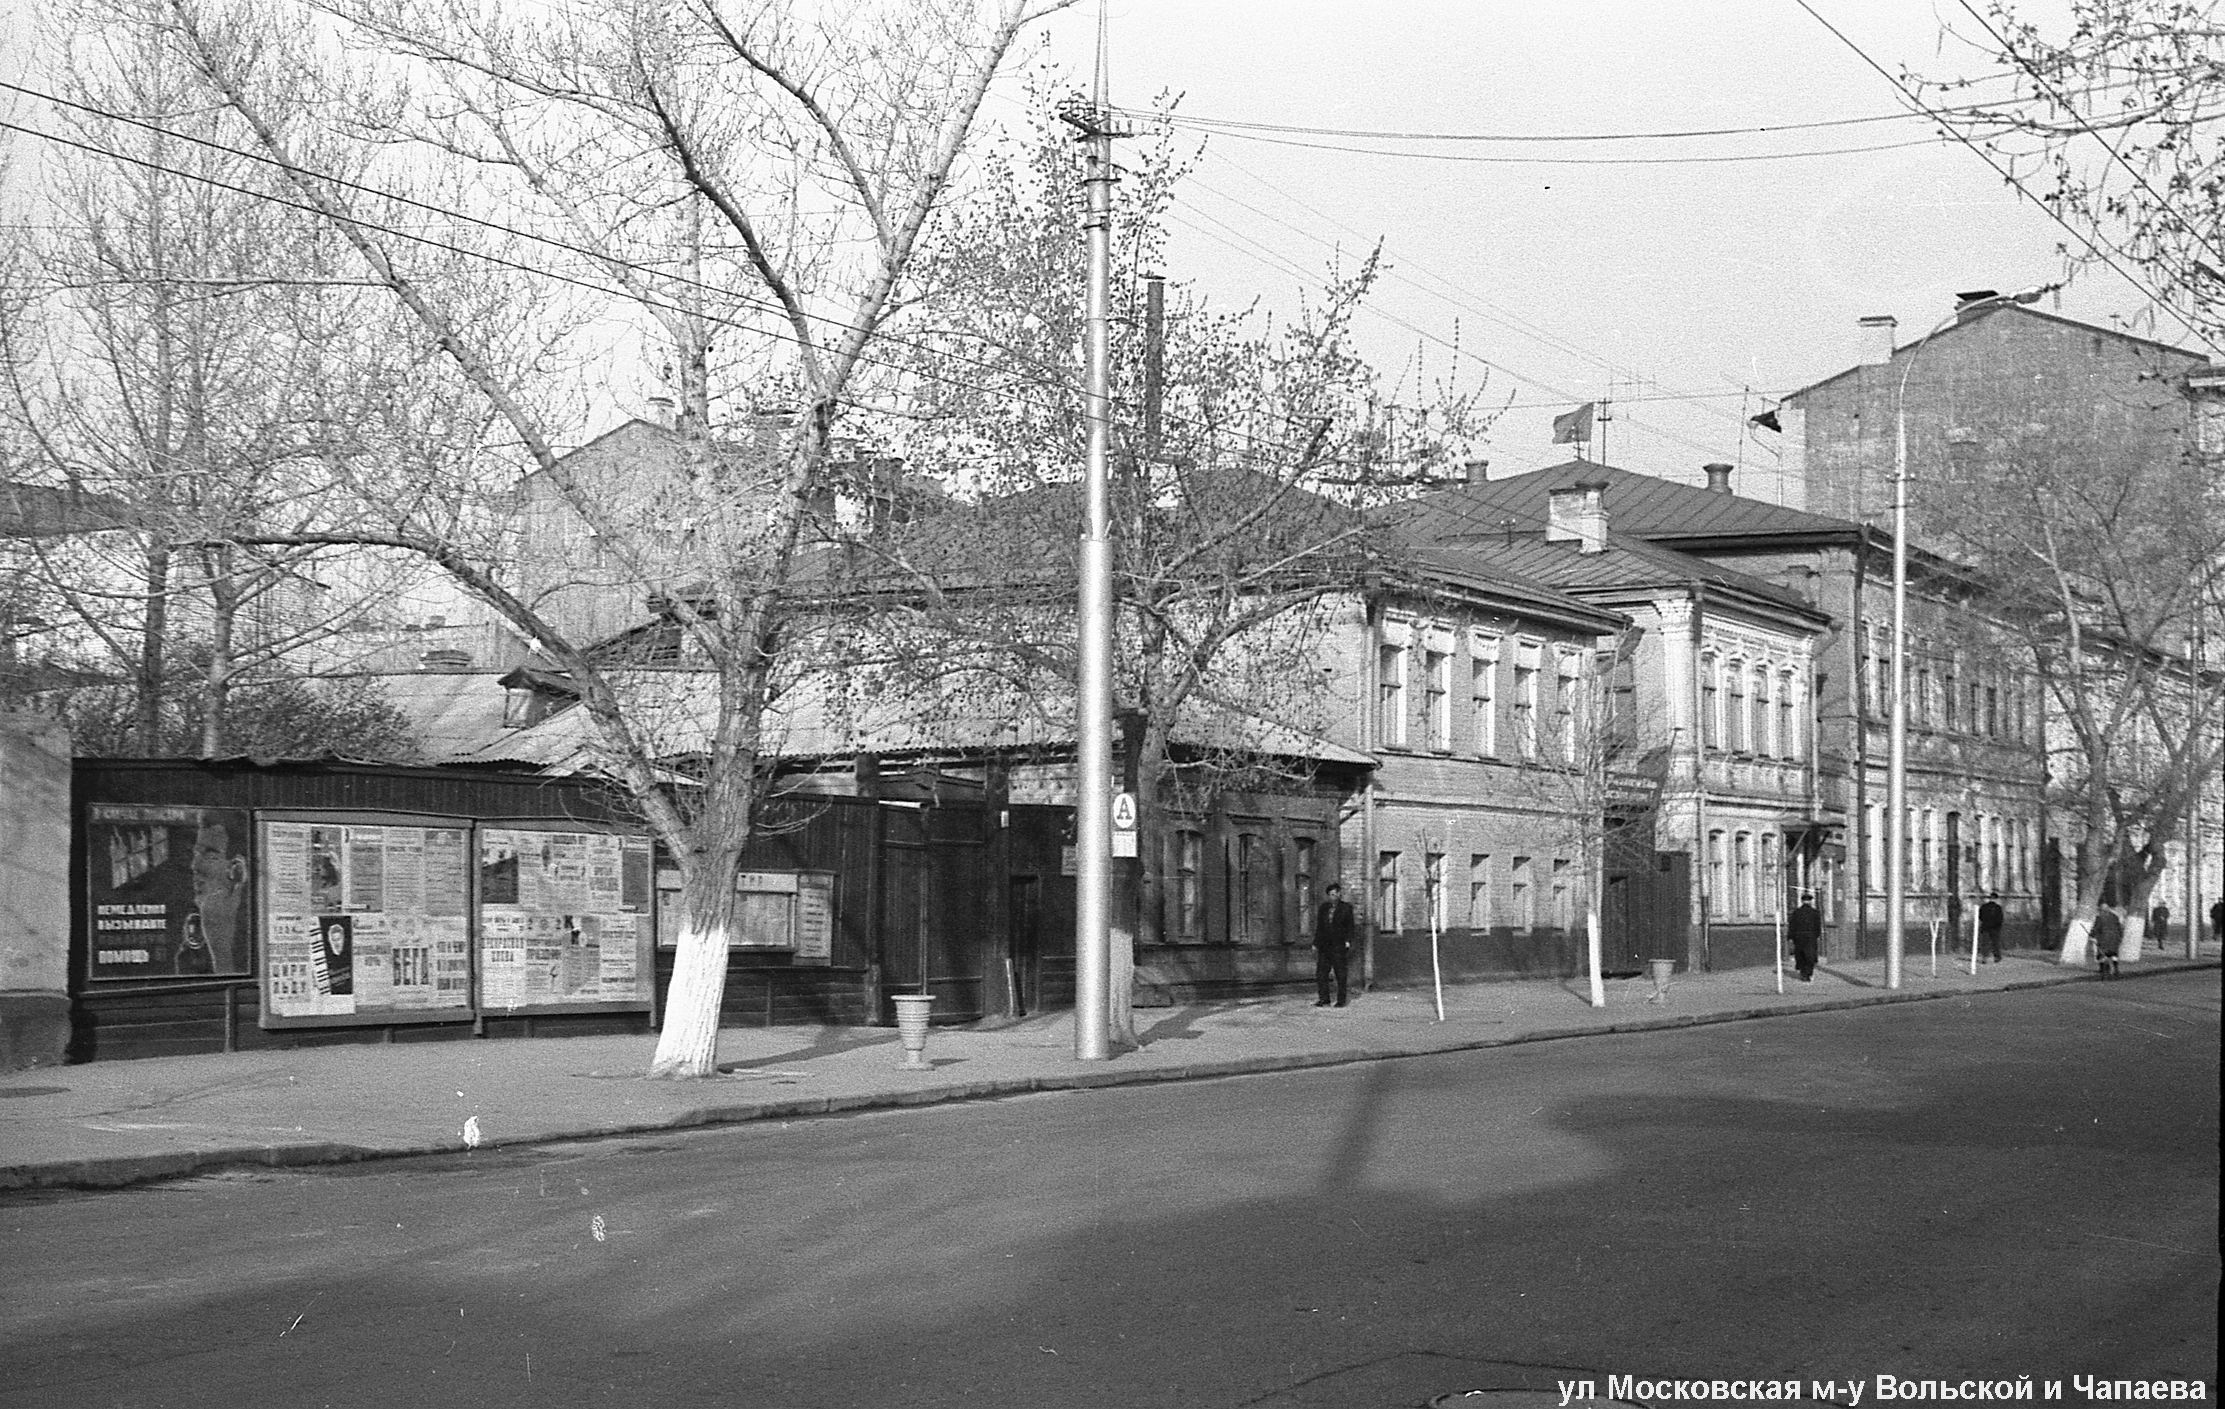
[[1787, 0, 2221, 357], [1947, 0, 2225, 274], [0, 109, 1431, 491]]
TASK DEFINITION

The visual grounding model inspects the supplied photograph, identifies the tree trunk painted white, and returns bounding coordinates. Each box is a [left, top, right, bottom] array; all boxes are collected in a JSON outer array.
[[2057, 913, 2092, 967], [650, 919, 732, 1079]]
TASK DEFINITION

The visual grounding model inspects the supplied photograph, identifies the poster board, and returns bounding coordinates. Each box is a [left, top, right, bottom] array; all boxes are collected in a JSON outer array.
[[85, 804, 254, 982], [656, 869, 835, 963], [257, 812, 475, 1028], [476, 823, 654, 1013]]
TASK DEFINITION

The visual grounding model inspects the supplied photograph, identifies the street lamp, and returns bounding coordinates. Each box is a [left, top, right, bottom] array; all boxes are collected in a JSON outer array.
[[1884, 282, 2059, 989]]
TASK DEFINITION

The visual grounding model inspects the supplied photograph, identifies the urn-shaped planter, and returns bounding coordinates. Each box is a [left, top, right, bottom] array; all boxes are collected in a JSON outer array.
[[1646, 957, 1676, 1004], [892, 993, 934, 1069]]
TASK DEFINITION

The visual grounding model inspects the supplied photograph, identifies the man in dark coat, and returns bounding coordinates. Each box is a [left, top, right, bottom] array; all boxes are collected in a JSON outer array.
[[1315, 882, 1356, 1007], [1787, 892, 1822, 982], [1978, 891, 2005, 963]]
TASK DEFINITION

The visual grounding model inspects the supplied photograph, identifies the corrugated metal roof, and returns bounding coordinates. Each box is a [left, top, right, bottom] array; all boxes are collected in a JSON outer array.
[[1389, 461, 1857, 544]]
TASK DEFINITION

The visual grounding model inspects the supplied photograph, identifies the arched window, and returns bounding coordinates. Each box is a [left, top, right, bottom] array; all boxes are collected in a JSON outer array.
[[1778, 670, 1798, 759], [1749, 664, 1769, 755], [1700, 654, 1721, 749], [1726, 661, 1747, 752]]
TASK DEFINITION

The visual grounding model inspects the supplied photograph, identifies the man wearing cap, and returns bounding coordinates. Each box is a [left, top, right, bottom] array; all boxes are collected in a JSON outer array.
[[1787, 892, 1822, 982]]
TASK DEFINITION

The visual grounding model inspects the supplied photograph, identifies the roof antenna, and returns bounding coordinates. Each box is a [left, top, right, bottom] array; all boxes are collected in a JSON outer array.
[[1500, 515, 1517, 548]]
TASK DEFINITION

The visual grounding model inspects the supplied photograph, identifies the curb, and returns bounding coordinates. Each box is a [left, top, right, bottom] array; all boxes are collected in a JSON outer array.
[[4, 959, 2213, 1194]]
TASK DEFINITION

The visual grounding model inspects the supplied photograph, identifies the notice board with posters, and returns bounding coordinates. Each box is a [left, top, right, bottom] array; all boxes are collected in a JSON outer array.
[[256, 811, 476, 1028], [476, 823, 654, 1014], [85, 803, 255, 982]]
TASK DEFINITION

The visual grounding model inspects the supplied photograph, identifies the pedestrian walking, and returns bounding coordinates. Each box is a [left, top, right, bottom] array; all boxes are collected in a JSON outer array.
[[2211, 897, 2224, 945], [2148, 903, 2169, 950], [1787, 892, 1822, 981], [1315, 882, 1356, 1007], [1978, 891, 2005, 963], [2090, 903, 2123, 979]]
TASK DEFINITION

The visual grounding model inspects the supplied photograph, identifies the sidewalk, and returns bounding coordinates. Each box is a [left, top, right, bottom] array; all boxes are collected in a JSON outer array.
[[4, 945, 2217, 1192]]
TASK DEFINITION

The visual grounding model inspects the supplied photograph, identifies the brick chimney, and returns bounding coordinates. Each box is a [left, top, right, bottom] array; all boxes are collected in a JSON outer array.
[[1858, 314, 1898, 367], [1545, 480, 1608, 554], [1703, 462, 1734, 494], [1463, 458, 1490, 486]]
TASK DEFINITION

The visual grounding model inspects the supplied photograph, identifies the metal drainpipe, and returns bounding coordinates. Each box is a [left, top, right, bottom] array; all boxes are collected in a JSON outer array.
[[1690, 582, 1711, 972], [1853, 537, 1870, 959], [1360, 591, 1380, 991]]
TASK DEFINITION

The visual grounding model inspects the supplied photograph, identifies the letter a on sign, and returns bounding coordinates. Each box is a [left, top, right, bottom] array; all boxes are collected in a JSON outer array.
[[1111, 792, 1138, 857]]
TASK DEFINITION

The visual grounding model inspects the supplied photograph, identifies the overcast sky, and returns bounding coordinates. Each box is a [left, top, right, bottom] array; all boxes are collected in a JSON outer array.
[[2, 1, 2198, 501], [1008, 0, 2196, 498]]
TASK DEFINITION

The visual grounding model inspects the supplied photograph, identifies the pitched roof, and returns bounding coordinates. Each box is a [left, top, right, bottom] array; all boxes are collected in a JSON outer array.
[[1406, 531, 1826, 624], [1387, 460, 1858, 546], [1, 481, 133, 538], [1778, 302, 2209, 404]]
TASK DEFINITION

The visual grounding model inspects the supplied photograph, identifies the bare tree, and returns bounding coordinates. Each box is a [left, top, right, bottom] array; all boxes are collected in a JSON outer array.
[[0, 3, 434, 757], [878, 99, 1490, 1042], [1912, 0, 2225, 351], [137, 0, 1072, 1076], [1927, 395, 2225, 963]]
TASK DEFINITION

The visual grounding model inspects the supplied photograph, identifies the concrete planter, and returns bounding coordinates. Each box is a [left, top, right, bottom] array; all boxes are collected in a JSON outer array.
[[892, 994, 934, 1069]]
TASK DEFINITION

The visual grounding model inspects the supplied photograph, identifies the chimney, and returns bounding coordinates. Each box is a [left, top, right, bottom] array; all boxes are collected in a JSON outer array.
[[1858, 314, 1898, 367], [419, 648, 472, 671], [646, 396, 676, 430], [1545, 480, 1608, 554], [1703, 462, 1734, 494], [1463, 458, 1490, 486]]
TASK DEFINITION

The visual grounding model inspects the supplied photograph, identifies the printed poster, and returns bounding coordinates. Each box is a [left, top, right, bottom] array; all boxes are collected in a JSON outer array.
[[86, 804, 253, 981], [259, 817, 472, 1025], [477, 827, 653, 1012]]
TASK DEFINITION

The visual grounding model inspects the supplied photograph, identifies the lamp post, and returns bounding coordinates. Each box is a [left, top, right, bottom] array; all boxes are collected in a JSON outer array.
[[1885, 282, 2058, 989]]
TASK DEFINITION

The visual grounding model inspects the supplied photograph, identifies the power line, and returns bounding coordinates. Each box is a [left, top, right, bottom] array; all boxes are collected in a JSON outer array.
[[1157, 127, 1943, 167], [0, 98, 1444, 488], [1111, 75, 2132, 145], [1786, 0, 2223, 357], [1947, 0, 2225, 274]]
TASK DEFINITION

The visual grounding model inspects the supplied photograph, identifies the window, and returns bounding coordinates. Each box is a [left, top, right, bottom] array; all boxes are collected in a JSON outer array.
[[1425, 649, 1452, 750], [1915, 665, 1932, 727], [1760, 832, 1779, 914], [1468, 853, 1491, 930], [1510, 855, 1533, 930], [1470, 638, 1499, 755], [1607, 645, 1638, 752], [1734, 832, 1754, 917], [1376, 851, 1401, 932], [1425, 850, 1447, 932], [1514, 645, 1541, 757], [1230, 833, 1264, 945], [1174, 830, 1204, 941], [1556, 653, 1582, 763], [1727, 663, 1747, 752], [1919, 809, 1936, 890], [1985, 685, 1999, 738], [1550, 858, 1573, 931], [1377, 641, 1408, 747], [1749, 665, 1768, 755], [1701, 654, 1721, 749], [1777, 672, 1798, 759], [1294, 838, 1317, 941], [1866, 804, 1884, 890], [1706, 831, 1726, 914], [1943, 666, 1959, 731]]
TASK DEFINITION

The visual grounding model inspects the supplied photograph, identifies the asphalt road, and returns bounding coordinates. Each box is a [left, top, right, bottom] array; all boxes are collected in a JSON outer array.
[[1, 972, 2215, 1409]]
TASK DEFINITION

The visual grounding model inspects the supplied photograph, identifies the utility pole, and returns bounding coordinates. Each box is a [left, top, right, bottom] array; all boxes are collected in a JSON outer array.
[[1058, 49, 1126, 1062]]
